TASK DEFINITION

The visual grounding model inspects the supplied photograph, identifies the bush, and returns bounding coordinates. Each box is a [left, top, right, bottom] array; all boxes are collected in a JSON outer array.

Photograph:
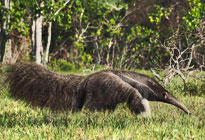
[[164, 74, 205, 96], [48, 59, 76, 72], [185, 79, 205, 95]]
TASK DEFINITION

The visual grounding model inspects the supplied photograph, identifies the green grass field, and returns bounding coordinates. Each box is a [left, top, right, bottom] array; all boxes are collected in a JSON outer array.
[[0, 70, 204, 140]]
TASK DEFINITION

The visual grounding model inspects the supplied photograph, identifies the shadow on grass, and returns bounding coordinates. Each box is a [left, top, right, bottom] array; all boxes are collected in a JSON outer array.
[[0, 110, 77, 129], [0, 108, 142, 129]]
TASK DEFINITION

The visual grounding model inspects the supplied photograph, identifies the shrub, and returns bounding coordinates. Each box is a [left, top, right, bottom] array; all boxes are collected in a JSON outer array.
[[48, 59, 76, 72]]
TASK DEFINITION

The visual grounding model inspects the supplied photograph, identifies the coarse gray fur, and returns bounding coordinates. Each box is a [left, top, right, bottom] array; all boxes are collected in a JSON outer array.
[[4, 62, 190, 115]]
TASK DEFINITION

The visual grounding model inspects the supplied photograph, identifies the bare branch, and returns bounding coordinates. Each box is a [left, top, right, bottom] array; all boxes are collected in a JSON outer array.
[[151, 69, 163, 81], [54, 0, 71, 16]]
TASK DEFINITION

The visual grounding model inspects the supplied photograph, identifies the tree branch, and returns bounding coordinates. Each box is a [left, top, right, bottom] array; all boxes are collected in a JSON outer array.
[[54, 0, 71, 16]]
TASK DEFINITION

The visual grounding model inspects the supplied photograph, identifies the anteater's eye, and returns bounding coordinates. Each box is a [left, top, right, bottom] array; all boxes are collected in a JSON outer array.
[[163, 93, 167, 99]]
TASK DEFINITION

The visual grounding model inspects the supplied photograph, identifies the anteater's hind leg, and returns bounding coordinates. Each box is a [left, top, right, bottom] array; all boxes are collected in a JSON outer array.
[[83, 72, 150, 116]]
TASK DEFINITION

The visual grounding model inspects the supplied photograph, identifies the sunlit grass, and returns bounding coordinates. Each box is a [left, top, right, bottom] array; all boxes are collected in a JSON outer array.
[[0, 69, 204, 140]]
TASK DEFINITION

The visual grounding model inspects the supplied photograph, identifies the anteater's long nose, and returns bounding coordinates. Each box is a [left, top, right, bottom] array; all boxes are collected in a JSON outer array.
[[166, 96, 191, 114]]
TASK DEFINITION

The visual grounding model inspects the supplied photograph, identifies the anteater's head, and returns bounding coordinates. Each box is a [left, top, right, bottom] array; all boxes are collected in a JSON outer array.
[[142, 78, 191, 114]]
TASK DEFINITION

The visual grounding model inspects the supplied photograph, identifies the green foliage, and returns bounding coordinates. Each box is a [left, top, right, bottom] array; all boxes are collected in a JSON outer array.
[[81, 53, 93, 66], [185, 79, 205, 95], [0, 2, 3, 17], [49, 59, 76, 72], [148, 4, 173, 25], [123, 24, 162, 68], [183, 0, 205, 30], [9, 7, 29, 35], [163, 72, 205, 96]]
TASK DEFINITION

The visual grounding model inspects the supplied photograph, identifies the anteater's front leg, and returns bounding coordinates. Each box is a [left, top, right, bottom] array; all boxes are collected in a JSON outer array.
[[127, 90, 151, 116]]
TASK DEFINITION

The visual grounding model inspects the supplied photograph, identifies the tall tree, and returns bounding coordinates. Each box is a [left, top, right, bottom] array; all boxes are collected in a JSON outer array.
[[44, 0, 71, 64], [35, 2, 44, 64], [0, 0, 12, 63]]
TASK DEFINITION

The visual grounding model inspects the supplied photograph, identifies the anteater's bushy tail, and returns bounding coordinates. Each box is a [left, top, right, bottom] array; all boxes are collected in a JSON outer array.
[[5, 62, 85, 111]]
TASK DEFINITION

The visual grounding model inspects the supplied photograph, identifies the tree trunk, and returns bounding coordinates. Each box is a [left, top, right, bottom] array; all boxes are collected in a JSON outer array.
[[31, 18, 36, 59], [0, 27, 6, 62], [45, 21, 52, 63], [93, 40, 101, 64], [35, 2, 44, 64], [3, 39, 12, 64], [1, 0, 13, 64]]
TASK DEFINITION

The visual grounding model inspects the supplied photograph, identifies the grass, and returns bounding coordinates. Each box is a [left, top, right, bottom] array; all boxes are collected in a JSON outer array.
[[0, 69, 204, 140]]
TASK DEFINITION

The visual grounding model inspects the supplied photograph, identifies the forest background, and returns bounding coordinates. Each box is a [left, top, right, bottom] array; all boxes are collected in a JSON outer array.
[[0, 0, 204, 70]]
